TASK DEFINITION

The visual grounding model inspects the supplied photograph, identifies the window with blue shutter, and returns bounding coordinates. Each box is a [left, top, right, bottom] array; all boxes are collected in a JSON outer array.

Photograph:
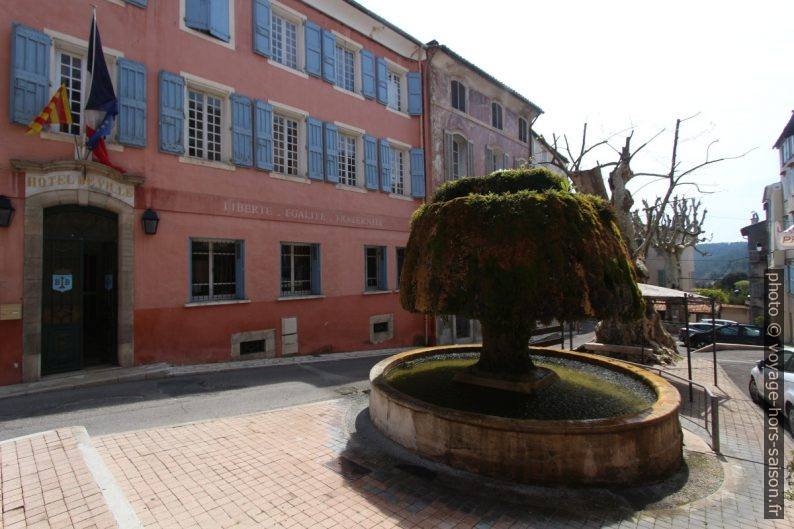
[[10, 24, 51, 126], [361, 50, 375, 99], [231, 94, 253, 166], [304, 21, 321, 77], [321, 29, 336, 84], [324, 123, 339, 182], [158, 71, 185, 154], [253, 0, 271, 57], [117, 58, 146, 147], [185, 0, 230, 42], [364, 135, 378, 190], [376, 57, 387, 105], [306, 117, 324, 180], [379, 139, 391, 192], [407, 72, 422, 115], [125, 0, 147, 7], [410, 148, 425, 198], [254, 100, 273, 171]]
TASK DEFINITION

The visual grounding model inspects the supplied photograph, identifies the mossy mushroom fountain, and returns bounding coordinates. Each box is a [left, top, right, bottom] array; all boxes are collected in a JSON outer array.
[[368, 168, 683, 485]]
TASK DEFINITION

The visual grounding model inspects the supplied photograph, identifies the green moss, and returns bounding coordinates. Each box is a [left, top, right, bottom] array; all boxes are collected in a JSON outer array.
[[399, 168, 643, 374], [431, 168, 569, 204]]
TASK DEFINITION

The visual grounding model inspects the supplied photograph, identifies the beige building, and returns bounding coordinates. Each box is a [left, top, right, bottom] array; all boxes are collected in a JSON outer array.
[[645, 246, 696, 292]]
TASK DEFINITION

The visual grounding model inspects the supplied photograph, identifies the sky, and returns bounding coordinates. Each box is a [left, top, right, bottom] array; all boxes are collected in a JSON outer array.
[[357, 0, 794, 243]]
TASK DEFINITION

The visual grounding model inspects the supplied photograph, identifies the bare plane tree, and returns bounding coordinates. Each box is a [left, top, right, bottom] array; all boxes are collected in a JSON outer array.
[[634, 196, 708, 289], [549, 115, 746, 363]]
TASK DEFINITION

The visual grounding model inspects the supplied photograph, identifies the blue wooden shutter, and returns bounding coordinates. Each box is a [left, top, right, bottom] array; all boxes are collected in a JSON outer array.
[[376, 58, 387, 104], [208, 0, 230, 42], [364, 135, 378, 190], [324, 122, 339, 183], [379, 248, 387, 290], [125, 0, 147, 7], [185, 0, 210, 33], [117, 58, 146, 147], [253, 0, 271, 58], [407, 71, 422, 115], [379, 139, 391, 192], [10, 24, 51, 126], [321, 29, 336, 84], [410, 148, 425, 198], [304, 21, 321, 77], [235, 241, 245, 299], [306, 117, 324, 180], [158, 71, 185, 155], [310, 244, 321, 294], [231, 94, 253, 166], [253, 100, 273, 171], [361, 50, 375, 99]]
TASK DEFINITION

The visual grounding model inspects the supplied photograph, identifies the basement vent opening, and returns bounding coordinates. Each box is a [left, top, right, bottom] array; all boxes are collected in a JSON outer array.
[[373, 322, 389, 334], [240, 339, 266, 355]]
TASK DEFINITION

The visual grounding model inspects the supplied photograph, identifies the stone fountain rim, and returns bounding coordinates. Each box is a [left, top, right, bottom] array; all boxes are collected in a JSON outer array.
[[369, 344, 681, 433]]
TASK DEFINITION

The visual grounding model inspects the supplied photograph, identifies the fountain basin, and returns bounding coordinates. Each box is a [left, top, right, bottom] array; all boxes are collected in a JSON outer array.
[[369, 345, 683, 486]]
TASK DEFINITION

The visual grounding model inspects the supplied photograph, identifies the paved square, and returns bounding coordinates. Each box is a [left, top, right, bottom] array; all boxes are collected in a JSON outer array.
[[2, 356, 793, 528]]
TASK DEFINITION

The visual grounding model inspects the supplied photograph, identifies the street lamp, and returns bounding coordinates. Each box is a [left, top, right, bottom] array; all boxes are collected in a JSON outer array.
[[141, 208, 159, 235]]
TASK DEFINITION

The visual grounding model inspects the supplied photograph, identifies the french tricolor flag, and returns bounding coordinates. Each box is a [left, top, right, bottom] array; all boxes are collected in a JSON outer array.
[[85, 12, 121, 168]]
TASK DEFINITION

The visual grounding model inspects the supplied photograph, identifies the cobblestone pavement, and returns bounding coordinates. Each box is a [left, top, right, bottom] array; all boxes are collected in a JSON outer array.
[[1, 356, 793, 528]]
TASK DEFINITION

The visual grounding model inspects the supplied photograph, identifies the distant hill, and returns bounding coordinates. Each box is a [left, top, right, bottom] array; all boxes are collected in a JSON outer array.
[[694, 242, 748, 285]]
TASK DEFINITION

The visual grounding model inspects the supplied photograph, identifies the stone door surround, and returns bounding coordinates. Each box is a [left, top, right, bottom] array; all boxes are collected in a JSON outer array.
[[11, 159, 144, 382]]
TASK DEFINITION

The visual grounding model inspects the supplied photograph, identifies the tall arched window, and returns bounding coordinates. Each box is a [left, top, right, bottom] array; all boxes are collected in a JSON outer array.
[[445, 131, 471, 181]]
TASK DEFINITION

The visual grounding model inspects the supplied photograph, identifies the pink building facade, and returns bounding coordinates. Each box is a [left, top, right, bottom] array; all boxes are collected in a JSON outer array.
[[0, 0, 428, 385]]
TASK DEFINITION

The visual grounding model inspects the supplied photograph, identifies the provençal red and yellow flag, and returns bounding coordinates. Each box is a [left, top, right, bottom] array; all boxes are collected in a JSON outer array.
[[26, 84, 73, 135]]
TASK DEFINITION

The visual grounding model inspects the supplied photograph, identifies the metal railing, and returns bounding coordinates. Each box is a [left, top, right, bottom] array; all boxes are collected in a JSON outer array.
[[622, 360, 720, 453]]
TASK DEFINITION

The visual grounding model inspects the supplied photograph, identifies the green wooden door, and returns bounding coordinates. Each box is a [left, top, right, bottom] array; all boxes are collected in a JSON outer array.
[[42, 206, 118, 375]]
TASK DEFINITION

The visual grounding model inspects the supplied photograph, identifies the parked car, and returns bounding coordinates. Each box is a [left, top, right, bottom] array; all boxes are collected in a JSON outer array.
[[688, 323, 763, 349], [699, 318, 737, 326], [749, 348, 794, 435], [678, 323, 715, 345]]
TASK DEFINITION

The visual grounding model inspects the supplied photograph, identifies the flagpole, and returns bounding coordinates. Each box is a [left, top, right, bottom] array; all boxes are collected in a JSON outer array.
[[84, 5, 98, 161]]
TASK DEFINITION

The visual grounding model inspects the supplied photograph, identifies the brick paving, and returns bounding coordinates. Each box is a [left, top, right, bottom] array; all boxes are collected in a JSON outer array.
[[1, 356, 793, 528], [0, 428, 117, 529]]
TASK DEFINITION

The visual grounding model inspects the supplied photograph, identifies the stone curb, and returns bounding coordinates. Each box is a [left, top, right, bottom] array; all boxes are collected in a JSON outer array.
[[0, 347, 411, 400]]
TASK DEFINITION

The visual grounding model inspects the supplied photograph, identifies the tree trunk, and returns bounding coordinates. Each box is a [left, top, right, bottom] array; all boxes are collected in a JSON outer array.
[[475, 319, 535, 376], [595, 302, 678, 365]]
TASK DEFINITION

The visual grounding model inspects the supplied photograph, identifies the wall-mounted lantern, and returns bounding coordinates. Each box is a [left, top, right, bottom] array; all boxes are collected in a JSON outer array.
[[142, 208, 159, 235], [0, 195, 14, 227]]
